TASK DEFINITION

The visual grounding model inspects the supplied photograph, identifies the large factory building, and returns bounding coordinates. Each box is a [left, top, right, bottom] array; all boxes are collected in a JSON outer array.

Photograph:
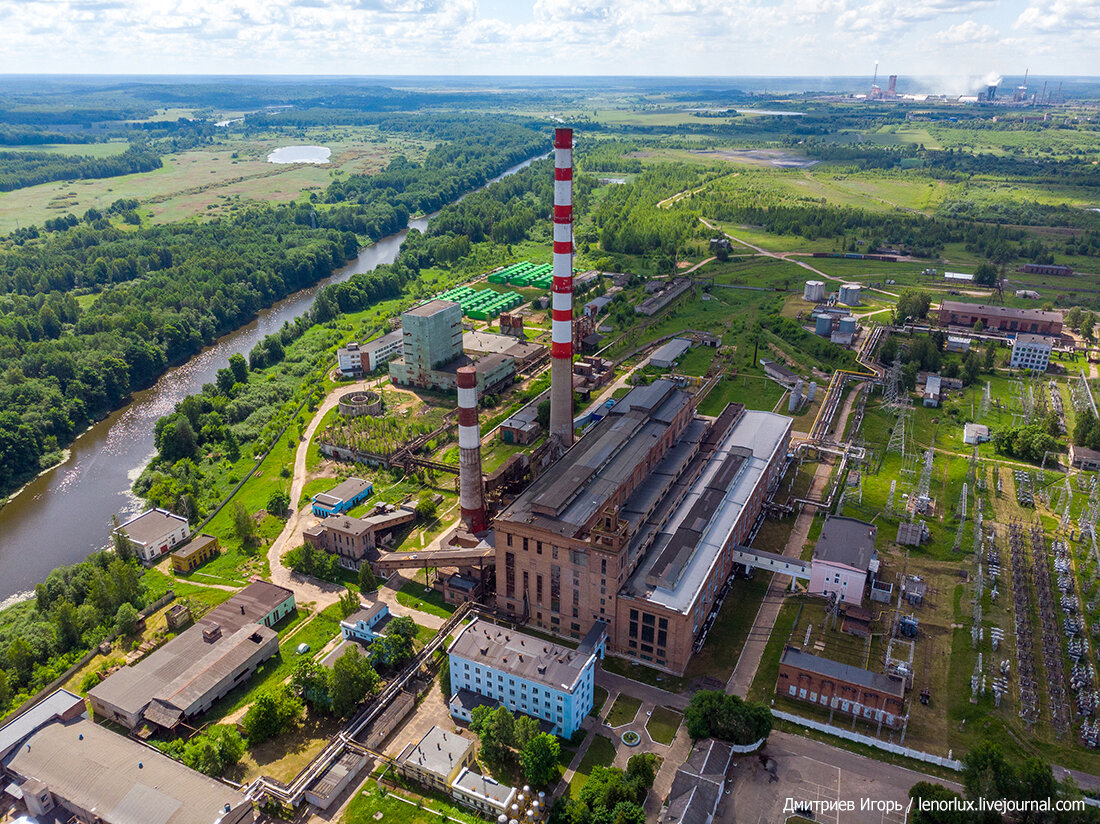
[[492, 380, 790, 675]]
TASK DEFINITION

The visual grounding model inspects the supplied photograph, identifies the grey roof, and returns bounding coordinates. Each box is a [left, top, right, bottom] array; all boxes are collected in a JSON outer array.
[[814, 517, 877, 571], [781, 646, 905, 697], [463, 331, 541, 360], [0, 689, 84, 762], [362, 329, 403, 352], [117, 509, 187, 545], [342, 603, 388, 627], [308, 751, 366, 801], [1071, 444, 1100, 462], [173, 534, 218, 561], [665, 739, 733, 824], [396, 726, 474, 779], [314, 477, 372, 507], [3, 716, 250, 824], [406, 299, 460, 318], [452, 767, 516, 806], [924, 374, 941, 395], [89, 581, 291, 721], [501, 406, 539, 431], [498, 380, 691, 539], [651, 338, 692, 365], [762, 359, 798, 382], [1015, 333, 1055, 346], [624, 408, 792, 614], [448, 619, 598, 692], [939, 301, 1062, 324]]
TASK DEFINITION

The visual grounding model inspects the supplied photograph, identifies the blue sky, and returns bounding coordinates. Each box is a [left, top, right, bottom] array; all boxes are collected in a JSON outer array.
[[0, 0, 1094, 83]]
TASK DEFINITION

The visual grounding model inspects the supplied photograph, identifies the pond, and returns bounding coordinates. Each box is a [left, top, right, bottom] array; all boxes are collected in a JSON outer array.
[[267, 145, 332, 164]]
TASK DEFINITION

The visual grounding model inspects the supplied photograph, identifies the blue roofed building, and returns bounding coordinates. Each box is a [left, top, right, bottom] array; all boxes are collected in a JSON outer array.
[[312, 477, 374, 517]]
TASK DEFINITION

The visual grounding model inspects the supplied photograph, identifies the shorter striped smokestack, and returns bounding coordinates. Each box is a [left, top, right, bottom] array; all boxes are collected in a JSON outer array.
[[549, 127, 574, 445], [456, 367, 487, 534]]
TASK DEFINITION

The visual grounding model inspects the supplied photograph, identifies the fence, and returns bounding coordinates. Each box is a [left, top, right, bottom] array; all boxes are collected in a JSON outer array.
[[771, 710, 963, 771]]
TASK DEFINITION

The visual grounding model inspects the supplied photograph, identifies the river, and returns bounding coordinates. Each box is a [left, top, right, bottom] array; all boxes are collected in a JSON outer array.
[[0, 154, 542, 606]]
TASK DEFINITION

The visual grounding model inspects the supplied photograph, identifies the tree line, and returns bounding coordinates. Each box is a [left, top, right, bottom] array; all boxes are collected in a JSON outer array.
[[0, 146, 162, 192]]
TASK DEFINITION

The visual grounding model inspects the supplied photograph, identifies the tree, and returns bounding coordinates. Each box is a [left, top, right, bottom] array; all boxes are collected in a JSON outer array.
[[962, 741, 1015, 824], [536, 399, 551, 429], [0, 669, 10, 711], [521, 732, 561, 787], [110, 514, 135, 562], [7, 638, 34, 684], [610, 802, 646, 824], [338, 587, 359, 619], [242, 685, 302, 745], [438, 654, 451, 698], [414, 494, 437, 521], [973, 320, 985, 333], [1066, 306, 1085, 332], [683, 690, 771, 745], [52, 598, 82, 651], [893, 290, 932, 324], [292, 659, 332, 712], [473, 705, 515, 764], [330, 646, 380, 717], [1083, 313, 1096, 345], [626, 753, 657, 788], [114, 602, 140, 637], [358, 562, 377, 593], [907, 781, 968, 824], [231, 501, 260, 548], [514, 714, 541, 750], [973, 262, 999, 286], [266, 491, 290, 518], [228, 353, 249, 385]]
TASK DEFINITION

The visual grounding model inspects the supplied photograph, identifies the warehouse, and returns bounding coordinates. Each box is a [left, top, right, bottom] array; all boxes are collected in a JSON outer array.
[[938, 301, 1063, 336], [88, 581, 294, 730], [649, 338, 692, 369]]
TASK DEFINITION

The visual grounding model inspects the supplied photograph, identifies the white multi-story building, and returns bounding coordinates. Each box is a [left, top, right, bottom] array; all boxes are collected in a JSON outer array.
[[337, 331, 404, 376], [1010, 333, 1054, 372], [447, 619, 605, 738], [116, 508, 190, 562]]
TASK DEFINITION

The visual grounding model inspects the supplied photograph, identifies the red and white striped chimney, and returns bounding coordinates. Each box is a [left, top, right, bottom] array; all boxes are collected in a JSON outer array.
[[549, 127, 574, 446], [456, 366, 487, 534]]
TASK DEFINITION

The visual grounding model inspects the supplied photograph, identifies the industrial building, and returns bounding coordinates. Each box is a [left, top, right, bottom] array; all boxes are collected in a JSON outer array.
[[1021, 263, 1073, 276], [388, 300, 516, 393], [311, 477, 374, 517], [88, 581, 294, 730], [493, 379, 791, 675], [963, 423, 991, 445], [777, 646, 906, 729], [660, 739, 735, 824], [339, 603, 389, 644], [1070, 445, 1100, 472], [808, 517, 878, 606], [0, 692, 254, 824], [395, 726, 476, 794], [336, 330, 403, 376], [938, 301, 1063, 336], [649, 337, 692, 369], [463, 330, 544, 370], [302, 507, 415, 569], [921, 373, 942, 407], [447, 619, 605, 738], [1009, 333, 1054, 372], [170, 534, 219, 574], [116, 508, 190, 563], [499, 406, 541, 445]]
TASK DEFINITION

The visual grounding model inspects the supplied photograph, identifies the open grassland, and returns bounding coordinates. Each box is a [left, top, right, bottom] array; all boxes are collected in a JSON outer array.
[[0, 126, 429, 233], [1, 141, 132, 157]]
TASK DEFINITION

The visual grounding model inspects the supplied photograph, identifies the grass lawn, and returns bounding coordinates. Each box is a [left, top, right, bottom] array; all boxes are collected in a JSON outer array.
[[605, 694, 642, 728], [591, 685, 609, 718], [748, 599, 805, 703], [677, 346, 716, 377], [600, 655, 688, 692], [395, 576, 456, 619], [569, 734, 617, 799], [646, 707, 682, 745], [343, 782, 483, 824], [685, 576, 769, 682], [699, 375, 785, 415]]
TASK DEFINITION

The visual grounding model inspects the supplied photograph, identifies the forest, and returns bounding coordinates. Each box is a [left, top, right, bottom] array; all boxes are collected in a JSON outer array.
[[0, 125, 545, 497], [0, 146, 163, 192]]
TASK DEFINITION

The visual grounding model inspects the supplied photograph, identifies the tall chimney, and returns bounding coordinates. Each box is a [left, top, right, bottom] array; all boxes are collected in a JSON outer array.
[[549, 127, 574, 445], [456, 366, 487, 534]]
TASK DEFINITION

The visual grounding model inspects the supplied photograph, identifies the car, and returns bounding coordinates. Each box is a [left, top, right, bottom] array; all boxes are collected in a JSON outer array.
[[296, 642, 311, 655], [605, 398, 617, 408]]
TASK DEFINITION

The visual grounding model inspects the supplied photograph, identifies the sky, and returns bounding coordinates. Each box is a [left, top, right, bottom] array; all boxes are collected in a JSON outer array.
[[0, 0, 1096, 84]]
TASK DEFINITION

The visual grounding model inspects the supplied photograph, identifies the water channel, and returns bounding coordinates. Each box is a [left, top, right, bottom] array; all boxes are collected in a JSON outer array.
[[0, 154, 542, 605]]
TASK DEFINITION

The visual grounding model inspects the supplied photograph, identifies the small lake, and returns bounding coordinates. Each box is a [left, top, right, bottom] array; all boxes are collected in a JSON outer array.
[[267, 145, 332, 164]]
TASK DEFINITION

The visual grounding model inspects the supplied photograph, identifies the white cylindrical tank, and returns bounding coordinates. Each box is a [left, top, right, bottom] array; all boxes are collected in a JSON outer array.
[[839, 284, 862, 306], [789, 380, 804, 413], [815, 313, 832, 336], [807, 381, 817, 402], [803, 280, 825, 302], [499, 816, 509, 824]]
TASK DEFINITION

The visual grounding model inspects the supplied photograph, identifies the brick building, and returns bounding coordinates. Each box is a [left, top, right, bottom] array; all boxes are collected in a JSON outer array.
[[938, 301, 1063, 336], [777, 646, 906, 729], [493, 380, 791, 675]]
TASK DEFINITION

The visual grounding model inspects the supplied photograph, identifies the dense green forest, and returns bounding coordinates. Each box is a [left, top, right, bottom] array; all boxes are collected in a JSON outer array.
[[0, 146, 163, 192], [0, 126, 544, 497]]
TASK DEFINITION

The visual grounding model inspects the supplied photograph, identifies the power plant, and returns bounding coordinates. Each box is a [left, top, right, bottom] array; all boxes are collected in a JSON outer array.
[[548, 127, 575, 446], [457, 366, 488, 534]]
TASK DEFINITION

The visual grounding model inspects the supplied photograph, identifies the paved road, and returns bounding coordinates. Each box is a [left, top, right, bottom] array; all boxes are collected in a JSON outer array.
[[723, 730, 964, 824]]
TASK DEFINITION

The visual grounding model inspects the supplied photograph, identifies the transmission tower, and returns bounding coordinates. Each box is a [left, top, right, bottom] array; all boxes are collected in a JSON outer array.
[[979, 381, 991, 419], [954, 482, 968, 551], [886, 479, 897, 516], [882, 357, 902, 409]]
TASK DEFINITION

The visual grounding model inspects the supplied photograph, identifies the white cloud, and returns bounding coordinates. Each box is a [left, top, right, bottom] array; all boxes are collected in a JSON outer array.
[[935, 20, 999, 43], [1016, 0, 1100, 32]]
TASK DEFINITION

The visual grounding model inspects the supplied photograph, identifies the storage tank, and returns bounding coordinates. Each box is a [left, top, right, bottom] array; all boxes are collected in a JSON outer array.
[[803, 280, 825, 302], [807, 381, 817, 403], [839, 284, 862, 306], [815, 313, 833, 336], [839, 315, 857, 335], [789, 380, 804, 413]]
